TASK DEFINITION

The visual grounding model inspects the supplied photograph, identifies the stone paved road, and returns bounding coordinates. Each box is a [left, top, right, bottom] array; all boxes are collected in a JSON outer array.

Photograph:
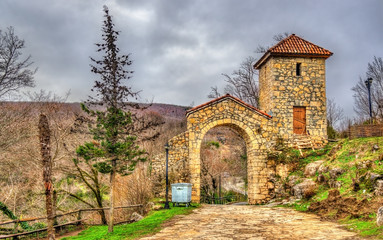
[[142, 205, 363, 240]]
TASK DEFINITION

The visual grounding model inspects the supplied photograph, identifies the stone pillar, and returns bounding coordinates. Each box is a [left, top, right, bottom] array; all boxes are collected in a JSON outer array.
[[188, 132, 201, 203]]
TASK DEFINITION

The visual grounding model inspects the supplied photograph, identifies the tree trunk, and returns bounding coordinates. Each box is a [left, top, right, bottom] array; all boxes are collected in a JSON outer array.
[[99, 209, 107, 225], [108, 159, 116, 232], [38, 114, 55, 240], [94, 176, 107, 224]]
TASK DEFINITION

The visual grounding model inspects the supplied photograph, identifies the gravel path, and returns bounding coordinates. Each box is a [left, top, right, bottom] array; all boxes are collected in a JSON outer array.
[[142, 205, 363, 240]]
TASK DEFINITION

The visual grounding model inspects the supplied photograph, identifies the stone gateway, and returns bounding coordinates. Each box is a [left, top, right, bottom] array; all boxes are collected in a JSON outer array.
[[154, 34, 333, 204]]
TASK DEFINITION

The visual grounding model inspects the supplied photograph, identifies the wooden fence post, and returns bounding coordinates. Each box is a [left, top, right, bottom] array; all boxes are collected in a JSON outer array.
[[77, 210, 82, 226], [140, 205, 144, 216], [53, 190, 58, 227]]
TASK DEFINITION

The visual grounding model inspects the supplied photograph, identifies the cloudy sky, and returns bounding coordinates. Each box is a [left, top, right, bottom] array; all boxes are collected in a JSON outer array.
[[1, 0, 382, 118]]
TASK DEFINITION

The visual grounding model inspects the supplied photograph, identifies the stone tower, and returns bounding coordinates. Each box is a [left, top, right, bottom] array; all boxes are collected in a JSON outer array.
[[254, 34, 333, 146]]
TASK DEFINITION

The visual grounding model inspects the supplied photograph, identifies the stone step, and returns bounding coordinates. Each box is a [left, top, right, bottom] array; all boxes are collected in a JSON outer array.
[[296, 143, 312, 146], [296, 142, 310, 145], [294, 137, 311, 140], [298, 145, 313, 149]]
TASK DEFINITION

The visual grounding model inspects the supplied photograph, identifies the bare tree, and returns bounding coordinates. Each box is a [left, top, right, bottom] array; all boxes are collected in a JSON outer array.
[[327, 98, 344, 129], [222, 56, 259, 107], [65, 157, 108, 224], [255, 32, 291, 53], [207, 86, 221, 99], [0, 92, 73, 224], [208, 56, 259, 107], [200, 142, 228, 198], [209, 33, 292, 107], [352, 56, 383, 121], [200, 127, 247, 198], [0, 26, 36, 99]]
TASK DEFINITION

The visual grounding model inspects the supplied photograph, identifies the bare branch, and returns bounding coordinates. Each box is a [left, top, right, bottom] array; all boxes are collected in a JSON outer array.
[[352, 56, 383, 121], [222, 56, 259, 107], [327, 98, 344, 129], [207, 86, 221, 99], [0, 26, 36, 99]]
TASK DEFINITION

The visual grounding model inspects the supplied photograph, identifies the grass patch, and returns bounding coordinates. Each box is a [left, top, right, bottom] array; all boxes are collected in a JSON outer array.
[[277, 200, 311, 212], [338, 172, 353, 194], [63, 204, 199, 240], [340, 217, 383, 239], [313, 188, 328, 202], [332, 137, 383, 164], [293, 200, 310, 212]]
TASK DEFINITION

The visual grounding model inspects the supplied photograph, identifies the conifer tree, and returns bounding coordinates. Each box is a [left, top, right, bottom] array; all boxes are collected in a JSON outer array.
[[75, 6, 146, 232]]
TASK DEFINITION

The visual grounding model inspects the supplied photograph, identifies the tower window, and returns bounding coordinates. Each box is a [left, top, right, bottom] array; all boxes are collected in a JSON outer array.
[[296, 63, 301, 76]]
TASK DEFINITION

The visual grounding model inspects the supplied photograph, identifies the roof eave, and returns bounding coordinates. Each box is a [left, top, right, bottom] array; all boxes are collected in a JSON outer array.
[[186, 94, 272, 119], [254, 52, 333, 70], [254, 52, 271, 70]]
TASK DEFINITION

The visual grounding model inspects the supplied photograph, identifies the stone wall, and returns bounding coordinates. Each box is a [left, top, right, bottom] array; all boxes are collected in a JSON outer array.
[[151, 131, 189, 177], [169, 131, 189, 169], [151, 131, 190, 196], [259, 56, 328, 147], [259, 57, 275, 114], [186, 96, 276, 204]]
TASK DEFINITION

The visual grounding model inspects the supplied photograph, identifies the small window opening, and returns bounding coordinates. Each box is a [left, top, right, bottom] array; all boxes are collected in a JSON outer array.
[[296, 63, 301, 76]]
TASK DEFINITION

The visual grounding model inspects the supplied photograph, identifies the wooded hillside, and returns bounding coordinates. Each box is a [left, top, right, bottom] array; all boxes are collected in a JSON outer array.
[[0, 101, 187, 222]]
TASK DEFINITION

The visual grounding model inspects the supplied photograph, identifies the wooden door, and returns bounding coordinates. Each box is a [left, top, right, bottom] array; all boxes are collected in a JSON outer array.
[[293, 107, 306, 134]]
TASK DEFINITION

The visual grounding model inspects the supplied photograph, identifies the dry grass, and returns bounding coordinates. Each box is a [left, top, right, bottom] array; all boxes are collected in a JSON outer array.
[[0, 102, 185, 222]]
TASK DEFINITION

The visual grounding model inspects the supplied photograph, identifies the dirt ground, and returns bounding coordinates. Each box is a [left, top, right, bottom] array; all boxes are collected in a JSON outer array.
[[141, 204, 364, 240], [56, 229, 84, 240], [309, 189, 382, 220]]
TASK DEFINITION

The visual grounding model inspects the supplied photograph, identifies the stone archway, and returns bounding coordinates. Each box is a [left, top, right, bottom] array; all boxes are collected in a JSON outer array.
[[186, 95, 274, 204], [164, 94, 276, 204]]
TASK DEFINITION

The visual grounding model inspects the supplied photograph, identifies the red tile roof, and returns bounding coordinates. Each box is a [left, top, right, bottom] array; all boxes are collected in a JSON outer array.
[[254, 34, 333, 69], [186, 94, 272, 119]]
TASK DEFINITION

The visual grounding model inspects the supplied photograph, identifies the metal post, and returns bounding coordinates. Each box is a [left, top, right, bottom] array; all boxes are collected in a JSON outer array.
[[219, 175, 221, 199], [164, 143, 170, 209], [365, 77, 373, 124]]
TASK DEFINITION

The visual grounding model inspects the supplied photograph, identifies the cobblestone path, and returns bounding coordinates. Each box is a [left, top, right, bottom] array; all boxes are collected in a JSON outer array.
[[142, 205, 363, 240]]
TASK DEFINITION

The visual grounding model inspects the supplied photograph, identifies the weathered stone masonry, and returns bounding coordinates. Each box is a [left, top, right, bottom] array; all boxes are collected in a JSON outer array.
[[156, 96, 277, 204], [186, 96, 275, 204], [152, 34, 333, 204], [257, 57, 328, 146], [151, 131, 190, 189]]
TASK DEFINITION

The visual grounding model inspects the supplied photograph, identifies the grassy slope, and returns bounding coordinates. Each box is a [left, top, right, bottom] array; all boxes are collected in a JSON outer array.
[[63, 137, 383, 239], [287, 137, 383, 238], [62, 205, 198, 240]]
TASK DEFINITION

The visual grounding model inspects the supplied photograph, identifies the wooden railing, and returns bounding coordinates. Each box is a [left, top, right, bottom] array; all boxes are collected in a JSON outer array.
[[0, 204, 143, 240], [349, 124, 383, 139], [200, 195, 247, 205]]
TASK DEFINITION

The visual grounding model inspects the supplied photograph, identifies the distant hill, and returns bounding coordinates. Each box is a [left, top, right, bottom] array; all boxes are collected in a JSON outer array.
[[0, 101, 190, 120], [139, 102, 190, 120]]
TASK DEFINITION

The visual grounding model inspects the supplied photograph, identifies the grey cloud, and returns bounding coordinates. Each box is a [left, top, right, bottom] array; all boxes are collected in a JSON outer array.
[[0, 0, 382, 119]]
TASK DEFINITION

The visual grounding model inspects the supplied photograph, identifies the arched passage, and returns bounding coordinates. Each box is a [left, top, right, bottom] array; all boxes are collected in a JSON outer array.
[[199, 125, 248, 199], [161, 95, 275, 204], [185, 95, 274, 204], [197, 121, 256, 202]]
